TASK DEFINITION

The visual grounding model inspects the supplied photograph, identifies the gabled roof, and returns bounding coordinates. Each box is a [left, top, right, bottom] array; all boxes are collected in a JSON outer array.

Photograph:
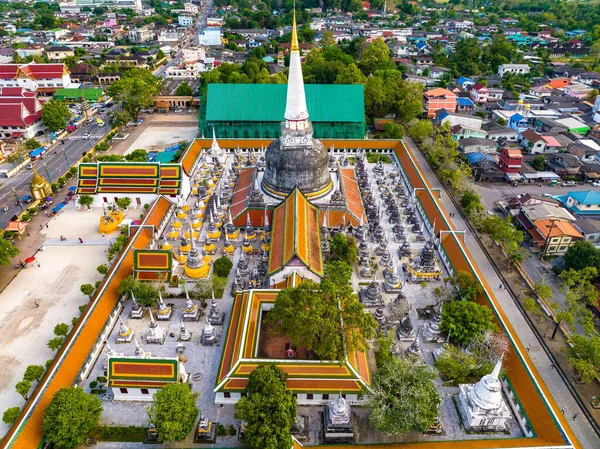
[[215, 290, 371, 393], [565, 190, 600, 205], [107, 356, 180, 388], [268, 186, 323, 278]]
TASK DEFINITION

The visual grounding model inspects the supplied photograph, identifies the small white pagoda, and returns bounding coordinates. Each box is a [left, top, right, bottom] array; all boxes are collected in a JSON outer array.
[[457, 356, 512, 432]]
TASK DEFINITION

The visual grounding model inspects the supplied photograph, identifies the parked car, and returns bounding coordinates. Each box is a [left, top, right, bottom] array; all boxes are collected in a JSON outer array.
[[592, 182, 600, 187], [540, 193, 552, 197], [562, 181, 576, 187]]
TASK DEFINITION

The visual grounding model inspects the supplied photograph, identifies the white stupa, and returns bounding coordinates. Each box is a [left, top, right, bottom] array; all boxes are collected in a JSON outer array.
[[457, 356, 512, 432]]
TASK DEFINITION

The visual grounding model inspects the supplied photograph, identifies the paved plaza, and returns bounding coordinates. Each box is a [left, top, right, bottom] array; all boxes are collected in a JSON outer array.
[[124, 125, 199, 154]]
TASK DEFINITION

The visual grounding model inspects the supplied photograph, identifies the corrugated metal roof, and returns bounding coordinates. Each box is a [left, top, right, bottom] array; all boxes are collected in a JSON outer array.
[[205, 84, 365, 123]]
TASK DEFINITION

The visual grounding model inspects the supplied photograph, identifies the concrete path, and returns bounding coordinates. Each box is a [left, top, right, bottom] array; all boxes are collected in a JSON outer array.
[[402, 136, 598, 448], [44, 238, 111, 246]]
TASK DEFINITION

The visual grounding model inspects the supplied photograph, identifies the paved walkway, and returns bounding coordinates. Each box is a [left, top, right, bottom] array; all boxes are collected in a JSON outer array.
[[44, 238, 110, 246], [403, 136, 598, 448]]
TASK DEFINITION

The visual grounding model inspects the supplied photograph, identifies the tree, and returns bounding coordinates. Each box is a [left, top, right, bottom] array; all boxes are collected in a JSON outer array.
[[530, 155, 546, 171], [407, 119, 435, 144], [107, 68, 163, 121], [118, 275, 158, 306], [97, 264, 108, 275], [461, 191, 482, 209], [440, 300, 498, 345], [567, 333, 600, 383], [434, 345, 476, 383], [213, 256, 233, 277], [320, 30, 336, 47], [124, 149, 148, 161], [42, 387, 102, 448], [116, 197, 132, 209], [80, 283, 94, 298], [369, 356, 440, 434], [47, 334, 64, 351], [329, 233, 358, 264], [234, 364, 296, 449], [175, 81, 193, 96], [360, 37, 392, 75], [15, 380, 31, 400], [0, 237, 20, 265], [77, 194, 93, 210], [42, 99, 71, 132], [54, 323, 69, 337], [266, 262, 376, 361], [23, 365, 45, 383], [334, 63, 367, 84], [585, 88, 598, 103], [380, 122, 404, 139], [23, 138, 41, 151], [2, 407, 20, 424], [447, 271, 483, 301], [147, 383, 199, 441], [563, 240, 600, 274], [108, 109, 129, 135]]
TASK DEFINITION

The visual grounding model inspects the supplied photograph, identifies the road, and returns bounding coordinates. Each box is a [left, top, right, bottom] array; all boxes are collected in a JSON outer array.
[[0, 119, 110, 228]]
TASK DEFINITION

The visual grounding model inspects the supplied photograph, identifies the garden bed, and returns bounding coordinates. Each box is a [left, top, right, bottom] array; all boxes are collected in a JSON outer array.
[[87, 425, 146, 442]]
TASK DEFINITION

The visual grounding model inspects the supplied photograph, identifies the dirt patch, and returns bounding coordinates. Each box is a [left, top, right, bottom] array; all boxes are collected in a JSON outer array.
[[258, 311, 310, 359], [48, 264, 80, 296], [0, 355, 19, 393], [0, 296, 48, 348]]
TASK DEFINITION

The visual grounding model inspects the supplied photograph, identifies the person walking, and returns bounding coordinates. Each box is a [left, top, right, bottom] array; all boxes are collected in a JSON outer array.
[[37, 261, 40, 268], [561, 406, 567, 415], [572, 413, 579, 420], [79, 237, 83, 244]]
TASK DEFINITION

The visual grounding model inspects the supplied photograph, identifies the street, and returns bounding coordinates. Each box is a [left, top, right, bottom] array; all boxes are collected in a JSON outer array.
[[0, 119, 110, 228]]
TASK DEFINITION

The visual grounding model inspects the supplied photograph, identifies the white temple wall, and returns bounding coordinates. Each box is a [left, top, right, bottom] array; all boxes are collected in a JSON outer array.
[[111, 386, 159, 401]]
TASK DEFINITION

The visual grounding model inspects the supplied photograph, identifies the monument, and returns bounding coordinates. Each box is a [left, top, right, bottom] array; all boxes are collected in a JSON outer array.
[[129, 290, 144, 319], [155, 291, 172, 321], [179, 320, 192, 341], [407, 235, 442, 282], [457, 357, 512, 432], [359, 277, 383, 308], [424, 302, 445, 343], [146, 309, 166, 344], [184, 228, 210, 278], [261, 10, 332, 199], [200, 319, 218, 346], [396, 315, 415, 341], [207, 295, 225, 325], [115, 318, 134, 343], [182, 289, 200, 321], [323, 395, 354, 443]]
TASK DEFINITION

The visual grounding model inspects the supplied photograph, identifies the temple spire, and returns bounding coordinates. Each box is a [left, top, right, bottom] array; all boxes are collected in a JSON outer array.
[[284, 6, 309, 127]]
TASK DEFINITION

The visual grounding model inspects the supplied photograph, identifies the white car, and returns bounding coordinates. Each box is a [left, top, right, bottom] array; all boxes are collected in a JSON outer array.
[[592, 182, 600, 187]]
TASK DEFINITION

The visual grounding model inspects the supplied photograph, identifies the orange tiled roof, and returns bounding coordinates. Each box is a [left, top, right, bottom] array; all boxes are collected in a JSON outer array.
[[533, 219, 584, 240], [267, 186, 323, 277], [215, 290, 370, 393]]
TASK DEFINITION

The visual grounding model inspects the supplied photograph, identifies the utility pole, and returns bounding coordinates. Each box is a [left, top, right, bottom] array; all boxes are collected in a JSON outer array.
[[540, 218, 558, 258]]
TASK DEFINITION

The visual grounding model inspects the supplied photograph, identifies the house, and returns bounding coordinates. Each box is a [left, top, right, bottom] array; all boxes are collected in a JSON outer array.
[[0, 63, 71, 93], [530, 219, 583, 255], [451, 124, 487, 141], [0, 87, 44, 139], [557, 190, 600, 215], [182, 47, 206, 63], [574, 218, 600, 246], [423, 88, 457, 118], [45, 45, 75, 61], [129, 26, 154, 43], [184, 2, 198, 14], [455, 96, 475, 114], [498, 147, 523, 176], [69, 62, 96, 83], [470, 83, 490, 104], [467, 153, 505, 181], [483, 122, 520, 143], [546, 153, 583, 177], [459, 137, 498, 154], [487, 87, 505, 101], [165, 59, 214, 79], [520, 129, 568, 154], [508, 113, 531, 133], [198, 28, 222, 46], [498, 64, 531, 77], [569, 140, 600, 163], [435, 109, 482, 129], [456, 76, 475, 90], [554, 117, 591, 134], [534, 117, 568, 134], [178, 15, 194, 27]]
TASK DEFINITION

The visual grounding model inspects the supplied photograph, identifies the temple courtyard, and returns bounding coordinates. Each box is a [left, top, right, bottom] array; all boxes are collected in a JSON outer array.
[[124, 124, 199, 155]]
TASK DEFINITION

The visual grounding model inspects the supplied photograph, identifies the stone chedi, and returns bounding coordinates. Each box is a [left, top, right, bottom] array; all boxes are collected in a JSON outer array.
[[129, 290, 144, 319], [408, 235, 442, 282], [200, 319, 218, 346], [184, 226, 210, 278], [207, 295, 225, 325], [261, 10, 332, 199], [146, 309, 166, 344], [424, 302, 445, 343], [323, 395, 354, 443], [30, 168, 52, 201], [155, 291, 172, 321], [457, 356, 512, 432], [115, 318, 134, 343], [182, 289, 200, 321], [359, 277, 383, 307], [179, 320, 191, 341]]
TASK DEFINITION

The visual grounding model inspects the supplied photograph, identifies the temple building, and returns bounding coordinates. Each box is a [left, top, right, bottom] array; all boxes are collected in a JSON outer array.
[[30, 168, 52, 201]]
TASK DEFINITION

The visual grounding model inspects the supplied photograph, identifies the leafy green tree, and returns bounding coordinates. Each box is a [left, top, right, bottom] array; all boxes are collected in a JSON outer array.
[[147, 383, 199, 441], [106, 68, 163, 121], [2, 406, 20, 424], [23, 365, 45, 382], [97, 264, 108, 275], [440, 300, 498, 345], [460, 191, 481, 210], [329, 233, 358, 264], [530, 155, 546, 171], [359, 37, 392, 75], [434, 345, 475, 383], [47, 337, 64, 351], [320, 30, 337, 47], [567, 332, 600, 383], [407, 119, 435, 144], [175, 80, 193, 96], [213, 256, 233, 277], [0, 237, 20, 265], [15, 380, 31, 400], [234, 364, 296, 449], [334, 63, 367, 84], [447, 271, 483, 301], [124, 149, 148, 162], [77, 194, 93, 210], [116, 197, 132, 209], [54, 323, 69, 337], [267, 262, 376, 361], [118, 275, 158, 306], [563, 240, 600, 274], [380, 122, 404, 139], [369, 356, 440, 434], [23, 138, 41, 151], [42, 387, 102, 448], [41, 99, 71, 132], [80, 283, 94, 298]]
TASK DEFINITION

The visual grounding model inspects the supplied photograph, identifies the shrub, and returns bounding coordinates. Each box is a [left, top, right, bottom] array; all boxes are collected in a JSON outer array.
[[97, 264, 109, 275], [71, 316, 79, 326], [20, 213, 31, 222], [69, 167, 77, 175], [213, 256, 233, 277], [28, 207, 38, 214], [90, 381, 98, 389], [82, 157, 90, 163], [65, 171, 73, 180], [216, 424, 226, 436]]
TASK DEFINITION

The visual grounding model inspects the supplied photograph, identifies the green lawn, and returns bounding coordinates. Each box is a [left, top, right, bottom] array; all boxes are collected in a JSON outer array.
[[87, 426, 147, 442]]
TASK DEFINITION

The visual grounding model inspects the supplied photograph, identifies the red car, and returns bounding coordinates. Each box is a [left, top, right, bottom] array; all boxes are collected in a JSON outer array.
[[67, 125, 77, 132]]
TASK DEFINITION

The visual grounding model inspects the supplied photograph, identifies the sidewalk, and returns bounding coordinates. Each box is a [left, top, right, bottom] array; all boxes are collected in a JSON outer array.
[[403, 136, 599, 448]]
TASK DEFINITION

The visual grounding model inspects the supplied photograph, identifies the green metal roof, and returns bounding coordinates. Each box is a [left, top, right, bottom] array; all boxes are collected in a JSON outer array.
[[54, 88, 104, 101], [205, 84, 365, 123]]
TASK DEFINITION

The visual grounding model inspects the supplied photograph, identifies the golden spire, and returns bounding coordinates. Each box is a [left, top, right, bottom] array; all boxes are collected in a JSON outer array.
[[291, 6, 299, 52]]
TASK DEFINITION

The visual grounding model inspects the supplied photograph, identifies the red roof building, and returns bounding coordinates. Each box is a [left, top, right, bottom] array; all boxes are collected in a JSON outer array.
[[0, 87, 44, 139], [498, 147, 523, 175], [0, 63, 71, 93]]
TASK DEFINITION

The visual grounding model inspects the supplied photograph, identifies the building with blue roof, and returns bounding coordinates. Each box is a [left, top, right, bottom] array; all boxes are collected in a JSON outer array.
[[555, 191, 600, 215], [456, 97, 475, 114], [457, 77, 475, 90]]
